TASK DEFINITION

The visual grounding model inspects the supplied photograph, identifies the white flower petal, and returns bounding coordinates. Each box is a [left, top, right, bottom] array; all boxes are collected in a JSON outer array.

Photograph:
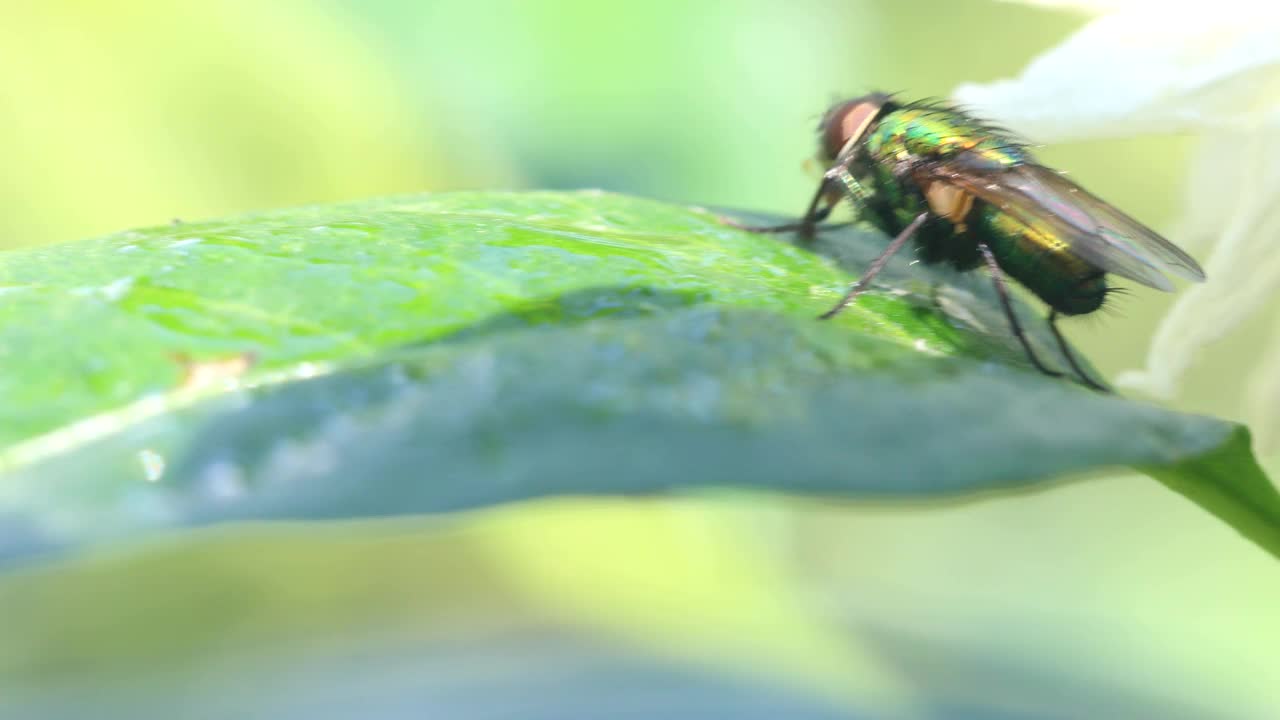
[[953, 8, 1280, 142], [1114, 126, 1280, 401], [1246, 329, 1280, 456]]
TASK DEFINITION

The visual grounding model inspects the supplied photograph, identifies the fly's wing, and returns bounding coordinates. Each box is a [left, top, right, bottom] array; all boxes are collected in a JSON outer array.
[[929, 157, 1206, 291], [1003, 164, 1207, 282]]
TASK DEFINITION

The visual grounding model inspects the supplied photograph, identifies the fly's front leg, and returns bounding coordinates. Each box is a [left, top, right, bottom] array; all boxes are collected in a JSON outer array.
[[720, 177, 837, 238], [824, 163, 874, 207], [721, 160, 873, 239]]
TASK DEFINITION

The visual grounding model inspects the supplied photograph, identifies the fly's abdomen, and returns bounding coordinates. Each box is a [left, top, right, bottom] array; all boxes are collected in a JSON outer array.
[[979, 208, 1107, 316]]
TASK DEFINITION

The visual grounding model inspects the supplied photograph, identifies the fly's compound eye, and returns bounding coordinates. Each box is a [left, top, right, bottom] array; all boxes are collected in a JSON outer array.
[[819, 96, 885, 163]]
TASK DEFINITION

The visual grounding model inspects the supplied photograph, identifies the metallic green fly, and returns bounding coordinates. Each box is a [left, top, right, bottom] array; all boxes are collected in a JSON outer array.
[[730, 92, 1206, 391]]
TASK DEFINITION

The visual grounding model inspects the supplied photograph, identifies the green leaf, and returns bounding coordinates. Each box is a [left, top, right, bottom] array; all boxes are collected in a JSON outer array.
[[1144, 427, 1280, 562], [0, 191, 1275, 562]]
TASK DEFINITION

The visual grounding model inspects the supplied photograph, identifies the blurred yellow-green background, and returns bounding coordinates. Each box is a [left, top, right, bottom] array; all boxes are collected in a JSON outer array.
[[3, 1, 1278, 718]]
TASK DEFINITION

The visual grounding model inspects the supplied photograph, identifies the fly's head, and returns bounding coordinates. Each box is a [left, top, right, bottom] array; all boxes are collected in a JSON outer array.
[[817, 92, 895, 166]]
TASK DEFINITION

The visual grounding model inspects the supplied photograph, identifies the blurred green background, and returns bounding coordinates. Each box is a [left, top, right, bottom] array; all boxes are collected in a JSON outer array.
[[3, 0, 1278, 717]]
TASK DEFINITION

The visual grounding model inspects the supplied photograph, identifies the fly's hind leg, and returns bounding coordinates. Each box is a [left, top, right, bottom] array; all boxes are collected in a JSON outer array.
[[1047, 310, 1110, 393], [977, 241, 1066, 381]]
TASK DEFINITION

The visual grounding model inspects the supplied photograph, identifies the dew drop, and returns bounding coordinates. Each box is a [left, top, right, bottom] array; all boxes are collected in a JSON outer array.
[[137, 448, 166, 482]]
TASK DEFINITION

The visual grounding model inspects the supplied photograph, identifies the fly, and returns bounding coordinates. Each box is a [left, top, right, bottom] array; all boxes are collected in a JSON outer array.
[[729, 92, 1206, 391]]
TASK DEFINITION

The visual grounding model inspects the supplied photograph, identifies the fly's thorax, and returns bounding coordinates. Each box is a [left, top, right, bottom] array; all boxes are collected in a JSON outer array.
[[863, 106, 1028, 168]]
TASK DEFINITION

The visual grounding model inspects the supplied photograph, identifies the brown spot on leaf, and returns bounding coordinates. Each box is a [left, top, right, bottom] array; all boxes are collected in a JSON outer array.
[[171, 350, 257, 392]]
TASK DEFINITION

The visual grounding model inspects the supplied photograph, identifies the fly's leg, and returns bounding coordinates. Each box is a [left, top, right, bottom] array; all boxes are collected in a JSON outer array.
[[723, 162, 874, 239], [819, 211, 928, 320], [721, 178, 836, 238], [977, 241, 1065, 380], [1047, 310, 1110, 392], [825, 163, 874, 206]]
